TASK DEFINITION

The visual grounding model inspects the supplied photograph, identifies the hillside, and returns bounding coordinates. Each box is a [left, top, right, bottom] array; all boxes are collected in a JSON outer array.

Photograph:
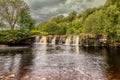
[[34, 0, 120, 40]]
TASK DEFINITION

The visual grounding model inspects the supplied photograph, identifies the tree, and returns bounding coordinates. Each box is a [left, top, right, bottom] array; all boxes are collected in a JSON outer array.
[[83, 10, 106, 35], [0, 0, 31, 30], [42, 21, 63, 35], [19, 8, 35, 30], [66, 21, 82, 34], [105, 0, 120, 6], [65, 11, 77, 22], [81, 8, 96, 22], [58, 22, 67, 34], [83, 4, 120, 40], [52, 15, 65, 23]]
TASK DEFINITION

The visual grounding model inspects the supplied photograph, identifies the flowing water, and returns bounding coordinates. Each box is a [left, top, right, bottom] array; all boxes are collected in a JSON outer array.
[[39, 36, 47, 44], [0, 45, 120, 80], [51, 37, 56, 44], [65, 36, 72, 45], [73, 35, 79, 45]]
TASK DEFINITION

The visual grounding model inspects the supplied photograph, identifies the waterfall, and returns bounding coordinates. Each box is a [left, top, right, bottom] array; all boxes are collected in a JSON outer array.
[[58, 37, 63, 44], [35, 36, 40, 43], [51, 37, 56, 44], [39, 36, 47, 44], [65, 36, 72, 45], [73, 35, 79, 45]]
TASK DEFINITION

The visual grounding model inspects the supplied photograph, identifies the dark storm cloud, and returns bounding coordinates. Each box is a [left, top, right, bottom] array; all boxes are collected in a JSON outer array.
[[24, 0, 106, 23]]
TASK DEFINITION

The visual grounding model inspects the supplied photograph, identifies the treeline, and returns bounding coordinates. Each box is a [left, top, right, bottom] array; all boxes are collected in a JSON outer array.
[[34, 0, 120, 41]]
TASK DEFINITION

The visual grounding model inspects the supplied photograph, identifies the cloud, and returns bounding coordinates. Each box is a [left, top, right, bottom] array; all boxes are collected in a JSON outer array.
[[24, 0, 106, 23]]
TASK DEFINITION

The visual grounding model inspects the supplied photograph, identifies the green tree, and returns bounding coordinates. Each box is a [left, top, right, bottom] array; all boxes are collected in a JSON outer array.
[[19, 8, 35, 30], [83, 4, 120, 40], [65, 11, 77, 22], [83, 10, 106, 34], [81, 8, 96, 22], [66, 22, 82, 34], [104, 5, 120, 39], [42, 21, 63, 35], [105, 0, 120, 6], [0, 0, 32, 30], [58, 22, 67, 34], [52, 15, 65, 23]]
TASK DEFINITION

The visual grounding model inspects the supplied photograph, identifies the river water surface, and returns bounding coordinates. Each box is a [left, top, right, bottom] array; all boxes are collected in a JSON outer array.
[[0, 44, 120, 80]]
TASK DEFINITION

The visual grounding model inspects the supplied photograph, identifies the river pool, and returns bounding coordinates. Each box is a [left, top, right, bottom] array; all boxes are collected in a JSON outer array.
[[0, 45, 120, 80]]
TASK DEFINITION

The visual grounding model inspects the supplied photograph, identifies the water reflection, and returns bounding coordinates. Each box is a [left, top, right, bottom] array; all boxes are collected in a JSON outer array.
[[17, 49, 34, 80], [0, 45, 120, 80], [106, 48, 120, 79], [0, 49, 33, 80], [29, 45, 107, 80], [0, 50, 21, 76]]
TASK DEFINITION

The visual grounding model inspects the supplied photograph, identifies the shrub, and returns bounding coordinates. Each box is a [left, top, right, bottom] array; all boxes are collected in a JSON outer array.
[[0, 30, 31, 44]]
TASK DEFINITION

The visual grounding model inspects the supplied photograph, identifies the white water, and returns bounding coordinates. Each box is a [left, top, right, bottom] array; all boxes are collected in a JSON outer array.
[[73, 35, 79, 45], [35, 36, 40, 43], [65, 36, 72, 45], [51, 37, 56, 44], [58, 37, 63, 44], [39, 36, 47, 44]]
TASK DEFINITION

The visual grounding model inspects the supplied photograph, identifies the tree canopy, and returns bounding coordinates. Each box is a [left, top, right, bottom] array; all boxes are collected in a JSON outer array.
[[0, 0, 35, 30]]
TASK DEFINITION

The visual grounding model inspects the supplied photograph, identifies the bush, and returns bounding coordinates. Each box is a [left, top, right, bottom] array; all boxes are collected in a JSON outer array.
[[0, 30, 31, 44]]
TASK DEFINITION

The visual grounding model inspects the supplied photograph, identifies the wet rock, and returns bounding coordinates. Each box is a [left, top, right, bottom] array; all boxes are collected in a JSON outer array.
[[7, 73, 15, 78]]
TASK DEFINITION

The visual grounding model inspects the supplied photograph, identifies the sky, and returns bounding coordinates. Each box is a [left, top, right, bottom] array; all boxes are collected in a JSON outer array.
[[24, 0, 106, 23]]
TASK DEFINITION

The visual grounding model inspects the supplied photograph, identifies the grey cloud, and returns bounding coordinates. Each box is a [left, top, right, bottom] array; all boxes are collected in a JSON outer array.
[[24, 0, 106, 23], [25, 0, 66, 10]]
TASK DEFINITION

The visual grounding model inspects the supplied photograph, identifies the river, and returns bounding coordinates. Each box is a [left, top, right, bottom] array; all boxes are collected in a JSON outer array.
[[0, 44, 120, 80]]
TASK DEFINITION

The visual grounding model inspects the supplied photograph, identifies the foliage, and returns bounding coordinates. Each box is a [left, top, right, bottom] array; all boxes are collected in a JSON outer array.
[[31, 30, 48, 35], [52, 15, 65, 23], [83, 4, 120, 40], [0, 30, 31, 44], [65, 11, 77, 22], [105, 0, 120, 6], [81, 8, 97, 22], [0, 0, 34, 30], [0, 0, 35, 45], [66, 21, 82, 34], [20, 8, 35, 30], [35, 21, 66, 35]]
